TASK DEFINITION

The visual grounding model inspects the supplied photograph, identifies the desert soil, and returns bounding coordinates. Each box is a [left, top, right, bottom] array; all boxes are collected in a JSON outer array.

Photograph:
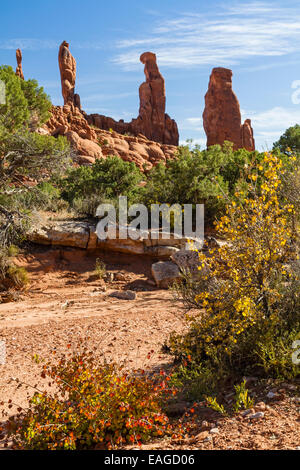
[[0, 246, 299, 450]]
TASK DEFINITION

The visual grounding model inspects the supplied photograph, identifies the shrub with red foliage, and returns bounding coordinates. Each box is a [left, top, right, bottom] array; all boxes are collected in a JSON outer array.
[[6, 346, 177, 449]]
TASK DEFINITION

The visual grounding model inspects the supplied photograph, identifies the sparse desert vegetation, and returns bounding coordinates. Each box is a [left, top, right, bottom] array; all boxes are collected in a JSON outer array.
[[0, 3, 299, 452]]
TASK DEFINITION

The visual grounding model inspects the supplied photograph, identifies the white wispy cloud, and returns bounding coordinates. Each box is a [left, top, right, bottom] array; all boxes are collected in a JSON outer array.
[[245, 106, 300, 130], [0, 39, 58, 50], [113, 1, 300, 70], [243, 106, 300, 148], [0, 39, 110, 52], [179, 137, 207, 148], [185, 117, 202, 125]]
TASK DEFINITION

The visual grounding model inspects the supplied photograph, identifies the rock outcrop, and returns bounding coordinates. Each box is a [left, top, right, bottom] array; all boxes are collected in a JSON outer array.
[[241, 118, 255, 151], [203, 67, 255, 151], [42, 105, 177, 170], [131, 52, 178, 145], [15, 49, 24, 80], [28, 218, 202, 256], [87, 52, 179, 146], [40, 43, 179, 168], [58, 41, 81, 109]]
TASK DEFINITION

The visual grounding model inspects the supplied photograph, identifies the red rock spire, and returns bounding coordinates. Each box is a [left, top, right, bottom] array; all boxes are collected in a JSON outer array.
[[203, 67, 255, 151], [15, 49, 24, 80]]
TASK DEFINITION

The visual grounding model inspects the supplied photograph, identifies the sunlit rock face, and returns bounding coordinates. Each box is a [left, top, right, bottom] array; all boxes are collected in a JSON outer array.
[[203, 67, 255, 151], [87, 51, 179, 146]]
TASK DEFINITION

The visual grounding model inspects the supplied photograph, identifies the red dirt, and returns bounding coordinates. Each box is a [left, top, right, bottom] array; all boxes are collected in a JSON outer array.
[[0, 247, 299, 450]]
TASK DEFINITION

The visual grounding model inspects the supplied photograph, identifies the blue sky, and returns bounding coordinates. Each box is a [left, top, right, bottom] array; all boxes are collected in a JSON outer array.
[[1, 0, 300, 150]]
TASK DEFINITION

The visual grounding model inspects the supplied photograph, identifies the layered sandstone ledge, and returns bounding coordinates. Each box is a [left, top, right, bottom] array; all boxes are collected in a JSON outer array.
[[27, 218, 207, 287], [28, 218, 202, 257]]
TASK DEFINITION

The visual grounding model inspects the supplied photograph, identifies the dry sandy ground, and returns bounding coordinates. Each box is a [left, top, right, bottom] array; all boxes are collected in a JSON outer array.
[[0, 247, 299, 450], [0, 248, 184, 409]]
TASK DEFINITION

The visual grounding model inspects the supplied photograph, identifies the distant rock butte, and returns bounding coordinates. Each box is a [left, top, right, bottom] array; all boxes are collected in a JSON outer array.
[[87, 52, 179, 146], [203, 67, 255, 151], [15, 49, 24, 80]]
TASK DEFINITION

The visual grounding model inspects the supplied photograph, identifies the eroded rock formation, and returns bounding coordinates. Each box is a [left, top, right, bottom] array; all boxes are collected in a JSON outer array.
[[41, 43, 178, 169], [15, 49, 24, 80], [58, 41, 81, 109], [42, 105, 177, 170], [55, 42, 178, 145], [241, 118, 255, 151], [28, 217, 201, 258], [203, 67, 255, 151], [131, 52, 178, 145], [87, 52, 179, 145]]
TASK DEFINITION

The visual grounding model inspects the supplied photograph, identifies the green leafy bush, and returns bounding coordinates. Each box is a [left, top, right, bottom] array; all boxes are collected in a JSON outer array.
[[0, 246, 28, 291], [0, 131, 71, 246], [232, 380, 254, 412], [0, 65, 51, 132], [169, 361, 221, 401], [60, 156, 144, 216], [143, 142, 257, 225], [205, 380, 253, 415], [20, 78, 51, 130], [273, 124, 300, 155]]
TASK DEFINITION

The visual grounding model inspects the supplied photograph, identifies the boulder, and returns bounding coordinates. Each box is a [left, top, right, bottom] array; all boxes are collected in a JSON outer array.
[[109, 290, 137, 300], [146, 246, 180, 258], [28, 220, 90, 249], [171, 249, 210, 278], [76, 155, 96, 165], [66, 131, 103, 160], [151, 261, 181, 288]]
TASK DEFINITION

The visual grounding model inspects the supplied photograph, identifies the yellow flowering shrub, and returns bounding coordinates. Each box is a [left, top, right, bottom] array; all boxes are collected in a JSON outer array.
[[170, 153, 299, 377]]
